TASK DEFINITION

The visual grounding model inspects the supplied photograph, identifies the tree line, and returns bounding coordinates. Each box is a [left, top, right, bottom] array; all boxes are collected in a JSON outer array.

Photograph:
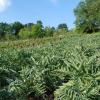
[[0, 0, 100, 40], [0, 21, 68, 40]]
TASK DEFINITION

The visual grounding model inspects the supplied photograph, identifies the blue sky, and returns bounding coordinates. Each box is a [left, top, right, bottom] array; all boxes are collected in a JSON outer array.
[[0, 0, 80, 28]]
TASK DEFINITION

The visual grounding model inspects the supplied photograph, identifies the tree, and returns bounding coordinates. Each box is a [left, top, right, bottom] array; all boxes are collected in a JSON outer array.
[[0, 22, 11, 38], [44, 27, 54, 37], [19, 24, 45, 39], [58, 23, 68, 31], [74, 0, 100, 33], [19, 25, 33, 39], [36, 20, 43, 30], [11, 21, 23, 36], [36, 20, 43, 28], [57, 23, 68, 35], [24, 23, 34, 28], [33, 20, 45, 38], [31, 24, 45, 38]]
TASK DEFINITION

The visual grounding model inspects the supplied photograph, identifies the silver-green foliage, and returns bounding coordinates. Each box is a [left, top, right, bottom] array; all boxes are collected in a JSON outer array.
[[54, 46, 100, 100], [0, 33, 100, 100]]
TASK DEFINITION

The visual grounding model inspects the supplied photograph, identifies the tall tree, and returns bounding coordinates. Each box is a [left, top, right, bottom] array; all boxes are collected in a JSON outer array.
[[37, 20, 43, 28], [74, 0, 100, 33], [11, 22, 23, 35], [0, 22, 11, 38], [58, 23, 68, 31]]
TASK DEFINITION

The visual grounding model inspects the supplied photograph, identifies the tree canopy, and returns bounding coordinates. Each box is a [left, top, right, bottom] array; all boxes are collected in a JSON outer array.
[[74, 0, 100, 33], [58, 23, 68, 31]]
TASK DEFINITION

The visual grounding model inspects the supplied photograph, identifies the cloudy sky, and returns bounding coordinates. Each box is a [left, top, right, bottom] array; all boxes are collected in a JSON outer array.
[[0, 0, 80, 28]]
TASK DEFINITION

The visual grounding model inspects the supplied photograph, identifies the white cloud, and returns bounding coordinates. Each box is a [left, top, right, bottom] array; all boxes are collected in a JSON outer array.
[[0, 0, 11, 12]]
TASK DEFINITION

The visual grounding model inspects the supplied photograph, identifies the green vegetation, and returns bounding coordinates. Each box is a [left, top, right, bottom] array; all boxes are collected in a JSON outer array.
[[0, 34, 65, 50], [0, 33, 100, 100], [0, 21, 66, 41], [74, 0, 100, 33], [0, 0, 100, 100]]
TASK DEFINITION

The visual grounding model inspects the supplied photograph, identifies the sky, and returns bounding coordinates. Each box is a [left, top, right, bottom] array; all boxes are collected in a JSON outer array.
[[0, 0, 81, 29]]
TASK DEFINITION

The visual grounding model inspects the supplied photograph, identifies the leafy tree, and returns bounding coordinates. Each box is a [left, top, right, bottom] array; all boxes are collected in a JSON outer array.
[[24, 23, 34, 28], [19, 23, 45, 39], [44, 27, 54, 37], [0, 22, 11, 38], [32, 24, 45, 38], [18, 26, 33, 39], [58, 23, 68, 31], [74, 0, 100, 33], [51, 27, 56, 31], [11, 21, 23, 36], [57, 23, 68, 35], [37, 20, 43, 28]]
